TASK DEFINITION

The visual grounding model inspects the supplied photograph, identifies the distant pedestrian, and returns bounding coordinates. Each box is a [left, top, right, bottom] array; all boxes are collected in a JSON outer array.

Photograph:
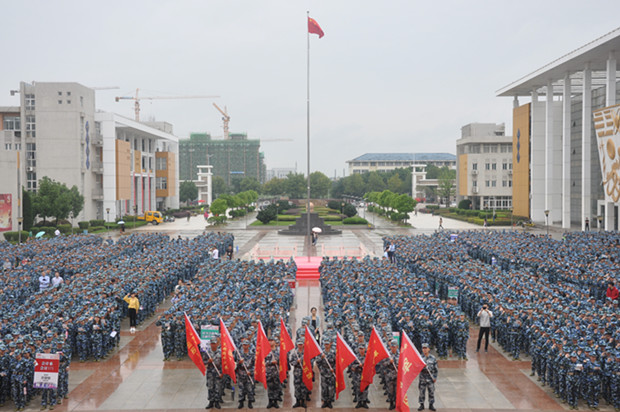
[[187, 212, 191, 222], [476, 304, 493, 353], [124, 293, 140, 334], [438, 217, 443, 230], [388, 242, 396, 263], [585, 217, 590, 231], [212, 247, 219, 259]]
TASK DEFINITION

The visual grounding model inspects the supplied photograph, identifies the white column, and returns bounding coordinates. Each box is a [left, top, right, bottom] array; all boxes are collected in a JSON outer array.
[[207, 167, 213, 205], [545, 81, 554, 222], [582, 64, 592, 230], [411, 171, 418, 199], [606, 52, 617, 230], [562, 74, 571, 229]]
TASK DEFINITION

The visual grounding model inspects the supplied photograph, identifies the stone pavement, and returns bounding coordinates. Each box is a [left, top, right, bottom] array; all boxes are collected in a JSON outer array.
[[34, 208, 603, 412]]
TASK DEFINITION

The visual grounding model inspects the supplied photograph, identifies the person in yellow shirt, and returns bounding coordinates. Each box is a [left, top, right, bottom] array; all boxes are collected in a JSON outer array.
[[124, 293, 140, 334]]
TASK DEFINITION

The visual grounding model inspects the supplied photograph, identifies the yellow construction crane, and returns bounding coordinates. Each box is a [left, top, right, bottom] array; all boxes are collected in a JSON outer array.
[[115, 88, 219, 122], [213, 103, 230, 140]]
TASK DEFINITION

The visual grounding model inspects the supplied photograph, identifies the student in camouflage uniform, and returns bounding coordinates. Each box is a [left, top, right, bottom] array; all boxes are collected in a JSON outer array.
[[351, 344, 368, 409], [265, 337, 281, 409], [418, 343, 437, 412], [386, 339, 400, 410], [235, 339, 255, 409], [317, 339, 336, 408], [203, 338, 223, 409], [289, 340, 307, 408]]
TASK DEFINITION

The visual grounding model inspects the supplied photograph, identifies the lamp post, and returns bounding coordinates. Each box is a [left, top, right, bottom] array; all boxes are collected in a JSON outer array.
[[106, 208, 110, 233], [341, 202, 345, 216], [69, 211, 74, 235], [17, 218, 23, 244], [544, 210, 549, 236]]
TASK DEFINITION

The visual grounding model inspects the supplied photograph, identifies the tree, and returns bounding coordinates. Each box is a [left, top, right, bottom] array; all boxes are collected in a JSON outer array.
[[179, 181, 198, 204], [330, 179, 345, 199], [310, 171, 331, 198], [393, 194, 415, 222], [263, 178, 285, 196], [210, 198, 228, 216], [32, 177, 84, 225], [257, 204, 277, 224], [343, 203, 357, 217], [212, 176, 228, 198], [387, 174, 403, 193], [437, 169, 456, 205], [240, 177, 261, 194], [343, 174, 365, 197], [285, 173, 307, 199], [366, 172, 386, 192], [22, 188, 34, 231]]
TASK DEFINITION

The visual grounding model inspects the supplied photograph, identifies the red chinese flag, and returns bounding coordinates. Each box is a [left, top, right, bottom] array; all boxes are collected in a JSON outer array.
[[184, 312, 206, 376], [308, 17, 324, 38], [336, 332, 359, 399], [396, 331, 427, 412], [219, 319, 237, 384], [302, 325, 322, 390], [254, 321, 271, 389], [360, 326, 390, 392], [279, 318, 295, 383]]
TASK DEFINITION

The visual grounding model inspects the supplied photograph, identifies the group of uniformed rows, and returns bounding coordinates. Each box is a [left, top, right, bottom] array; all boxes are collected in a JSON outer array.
[[388, 230, 620, 410], [0, 232, 233, 410]]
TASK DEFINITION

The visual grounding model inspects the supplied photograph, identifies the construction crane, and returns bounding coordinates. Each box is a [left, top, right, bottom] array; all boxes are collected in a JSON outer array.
[[213, 103, 230, 140], [115, 88, 219, 122]]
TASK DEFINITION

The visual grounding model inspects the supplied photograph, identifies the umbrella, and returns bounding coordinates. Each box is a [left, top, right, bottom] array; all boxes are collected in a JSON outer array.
[[117, 220, 125, 225], [35, 231, 45, 238], [312, 227, 322, 233]]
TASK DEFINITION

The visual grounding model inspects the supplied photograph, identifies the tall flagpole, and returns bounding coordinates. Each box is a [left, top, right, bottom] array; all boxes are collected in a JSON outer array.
[[306, 10, 311, 259]]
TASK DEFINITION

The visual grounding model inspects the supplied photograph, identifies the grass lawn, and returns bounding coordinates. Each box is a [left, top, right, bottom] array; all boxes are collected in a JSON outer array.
[[250, 220, 346, 227]]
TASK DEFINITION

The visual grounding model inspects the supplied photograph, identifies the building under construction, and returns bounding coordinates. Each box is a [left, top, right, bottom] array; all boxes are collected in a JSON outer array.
[[179, 132, 266, 185]]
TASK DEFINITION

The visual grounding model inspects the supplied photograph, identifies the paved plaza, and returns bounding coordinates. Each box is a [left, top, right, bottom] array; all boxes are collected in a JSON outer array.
[[7, 210, 600, 412]]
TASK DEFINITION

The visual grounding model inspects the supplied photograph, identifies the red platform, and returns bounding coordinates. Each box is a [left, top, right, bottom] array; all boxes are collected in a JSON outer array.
[[294, 256, 322, 280]]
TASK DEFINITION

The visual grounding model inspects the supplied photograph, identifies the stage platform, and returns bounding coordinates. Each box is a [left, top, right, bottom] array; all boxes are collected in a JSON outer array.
[[294, 256, 322, 280]]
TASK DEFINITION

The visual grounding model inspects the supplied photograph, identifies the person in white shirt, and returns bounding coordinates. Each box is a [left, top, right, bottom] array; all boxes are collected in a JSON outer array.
[[476, 304, 493, 353], [51, 272, 64, 288], [212, 247, 219, 259], [39, 272, 51, 291], [54, 228, 61, 237]]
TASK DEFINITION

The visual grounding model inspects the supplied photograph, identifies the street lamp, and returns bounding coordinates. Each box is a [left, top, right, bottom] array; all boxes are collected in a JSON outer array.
[[544, 210, 549, 236], [106, 208, 110, 233], [134, 205, 138, 229], [17, 218, 23, 244], [341, 202, 345, 216]]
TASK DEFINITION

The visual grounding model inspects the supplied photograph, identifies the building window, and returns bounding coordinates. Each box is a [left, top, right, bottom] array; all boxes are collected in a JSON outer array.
[[492, 163, 497, 170], [485, 180, 490, 187], [509, 180, 512, 187], [156, 177, 167, 190], [485, 163, 490, 170], [58, 91, 62, 96], [472, 163, 477, 170], [58, 100, 63, 104], [509, 163, 513, 170], [502, 180, 507, 187], [5, 143, 11, 150], [67, 100, 71, 104], [502, 162, 508, 170], [472, 180, 477, 187], [25, 94, 35, 110], [26, 115, 36, 138], [80, 96, 84, 107], [491, 180, 497, 187], [67, 91, 71, 96], [3, 116, 20, 130], [14, 143, 21, 150], [156, 157, 167, 170], [26, 143, 36, 168]]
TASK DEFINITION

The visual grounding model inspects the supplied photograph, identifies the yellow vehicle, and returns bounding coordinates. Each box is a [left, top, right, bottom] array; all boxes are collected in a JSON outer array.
[[137, 211, 163, 225]]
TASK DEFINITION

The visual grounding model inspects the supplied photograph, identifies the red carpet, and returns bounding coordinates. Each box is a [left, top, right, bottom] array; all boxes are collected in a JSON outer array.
[[294, 256, 322, 280]]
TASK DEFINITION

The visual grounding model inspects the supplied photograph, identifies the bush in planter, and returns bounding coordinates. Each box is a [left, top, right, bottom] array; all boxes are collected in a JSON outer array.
[[78, 221, 90, 230], [458, 199, 472, 210], [327, 200, 341, 210], [343, 217, 368, 224], [2, 231, 29, 242], [90, 219, 105, 227], [343, 203, 357, 217]]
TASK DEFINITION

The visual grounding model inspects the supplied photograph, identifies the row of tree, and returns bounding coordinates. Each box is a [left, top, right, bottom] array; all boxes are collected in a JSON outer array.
[[180, 166, 455, 203], [365, 190, 416, 223]]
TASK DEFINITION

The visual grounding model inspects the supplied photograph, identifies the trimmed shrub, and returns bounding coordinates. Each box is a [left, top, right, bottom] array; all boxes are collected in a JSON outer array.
[[2, 231, 29, 242], [426, 205, 440, 211], [57, 224, 72, 234], [327, 200, 341, 210], [458, 199, 472, 210], [276, 215, 298, 221], [343, 217, 368, 225], [208, 216, 227, 225], [78, 221, 90, 229], [89, 219, 105, 227], [322, 215, 342, 222], [90, 226, 105, 232], [343, 203, 357, 217]]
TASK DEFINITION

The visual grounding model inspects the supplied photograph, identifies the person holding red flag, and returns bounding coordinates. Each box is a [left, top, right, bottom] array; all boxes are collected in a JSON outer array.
[[265, 337, 282, 409], [235, 339, 255, 409], [395, 332, 427, 412], [254, 321, 271, 389], [335, 332, 358, 402], [351, 345, 369, 409], [317, 339, 337, 408], [289, 338, 308, 408], [360, 327, 390, 392], [203, 338, 223, 409], [279, 318, 294, 384], [417, 343, 438, 411]]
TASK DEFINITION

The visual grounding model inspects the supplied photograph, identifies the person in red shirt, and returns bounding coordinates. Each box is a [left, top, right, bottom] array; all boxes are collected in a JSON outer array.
[[606, 281, 619, 301]]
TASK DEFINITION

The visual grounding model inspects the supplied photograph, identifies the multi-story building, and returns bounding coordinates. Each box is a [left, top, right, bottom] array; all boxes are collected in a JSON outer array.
[[266, 167, 296, 181], [346, 153, 456, 175], [497, 27, 620, 230], [456, 123, 513, 210], [0, 81, 179, 227], [179, 132, 265, 184]]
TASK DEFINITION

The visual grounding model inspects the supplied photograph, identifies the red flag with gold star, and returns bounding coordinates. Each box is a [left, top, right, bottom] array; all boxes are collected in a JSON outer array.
[[279, 318, 295, 383], [184, 312, 206, 376], [254, 321, 271, 389], [360, 326, 390, 392], [336, 332, 358, 399], [303, 325, 322, 390], [219, 318, 237, 384], [396, 331, 426, 412], [308, 17, 324, 38]]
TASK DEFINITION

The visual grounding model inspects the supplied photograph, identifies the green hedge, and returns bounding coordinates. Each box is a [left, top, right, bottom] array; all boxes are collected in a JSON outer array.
[[343, 217, 368, 225], [78, 221, 90, 229], [208, 216, 227, 225], [322, 215, 342, 222], [276, 215, 298, 221], [2, 231, 29, 242], [426, 205, 440, 211], [57, 224, 72, 234], [90, 219, 105, 227], [90, 226, 105, 232]]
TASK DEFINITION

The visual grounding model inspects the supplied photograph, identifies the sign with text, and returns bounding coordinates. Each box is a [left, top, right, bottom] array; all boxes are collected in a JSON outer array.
[[33, 353, 59, 389]]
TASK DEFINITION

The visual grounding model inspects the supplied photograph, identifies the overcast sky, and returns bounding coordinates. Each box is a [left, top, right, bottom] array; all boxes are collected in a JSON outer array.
[[2, 1, 620, 177]]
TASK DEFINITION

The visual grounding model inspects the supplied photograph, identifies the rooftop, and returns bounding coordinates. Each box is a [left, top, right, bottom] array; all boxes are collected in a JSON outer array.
[[348, 153, 456, 162]]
